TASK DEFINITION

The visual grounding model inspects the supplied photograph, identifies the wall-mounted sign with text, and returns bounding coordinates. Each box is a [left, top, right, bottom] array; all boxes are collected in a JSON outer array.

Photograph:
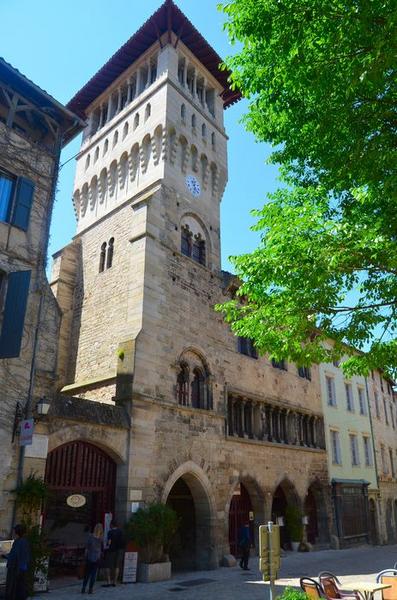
[[66, 494, 86, 508]]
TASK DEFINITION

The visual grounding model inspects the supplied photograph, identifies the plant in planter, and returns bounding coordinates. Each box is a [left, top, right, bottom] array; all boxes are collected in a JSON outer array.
[[278, 586, 309, 600], [125, 503, 178, 582], [14, 474, 51, 594], [285, 506, 303, 551]]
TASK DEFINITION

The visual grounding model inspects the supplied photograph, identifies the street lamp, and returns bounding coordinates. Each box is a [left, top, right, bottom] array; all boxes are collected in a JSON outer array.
[[36, 396, 51, 416]]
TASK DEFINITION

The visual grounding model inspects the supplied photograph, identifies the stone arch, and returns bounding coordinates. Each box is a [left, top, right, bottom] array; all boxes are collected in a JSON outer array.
[[122, 122, 129, 140], [179, 135, 189, 172], [89, 175, 98, 210], [133, 112, 139, 130], [85, 154, 90, 171], [168, 127, 177, 164], [118, 152, 129, 189], [99, 167, 108, 203], [94, 146, 99, 163], [153, 124, 163, 165], [175, 348, 212, 410], [200, 153, 209, 188], [145, 102, 151, 121], [141, 134, 151, 173], [176, 346, 212, 378], [129, 143, 140, 182], [113, 130, 119, 147], [179, 212, 212, 263], [103, 138, 109, 155], [73, 189, 80, 218], [44, 439, 120, 553], [304, 479, 330, 546], [225, 475, 265, 556], [162, 461, 217, 570], [191, 144, 198, 173], [271, 477, 302, 549], [80, 183, 89, 217], [108, 160, 118, 196]]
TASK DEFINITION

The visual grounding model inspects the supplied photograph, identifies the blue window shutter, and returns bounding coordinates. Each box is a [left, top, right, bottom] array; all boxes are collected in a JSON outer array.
[[0, 270, 31, 358], [11, 177, 35, 230]]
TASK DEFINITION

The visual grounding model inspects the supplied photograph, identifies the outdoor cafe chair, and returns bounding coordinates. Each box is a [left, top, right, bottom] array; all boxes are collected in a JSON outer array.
[[376, 569, 397, 600], [319, 572, 361, 600], [301, 577, 325, 600]]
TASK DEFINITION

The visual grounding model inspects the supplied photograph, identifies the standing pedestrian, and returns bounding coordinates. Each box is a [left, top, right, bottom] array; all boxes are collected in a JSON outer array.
[[4, 523, 30, 600], [102, 520, 125, 588], [238, 522, 251, 571], [81, 523, 103, 594]]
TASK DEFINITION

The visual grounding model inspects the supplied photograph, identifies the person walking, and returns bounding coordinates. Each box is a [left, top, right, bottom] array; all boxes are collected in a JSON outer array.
[[81, 523, 103, 594], [102, 520, 125, 588], [4, 523, 30, 600], [238, 522, 251, 571]]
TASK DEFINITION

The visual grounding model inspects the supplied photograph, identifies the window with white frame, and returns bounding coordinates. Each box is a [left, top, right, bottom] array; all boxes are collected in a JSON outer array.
[[363, 436, 373, 467], [330, 430, 341, 465], [326, 376, 336, 407], [358, 387, 367, 415], [349, 434, 360, 466], [345, 383, 354, 412]]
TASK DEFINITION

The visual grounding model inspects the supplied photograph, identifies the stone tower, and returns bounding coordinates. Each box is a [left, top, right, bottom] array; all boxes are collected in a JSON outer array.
[[51, 1, 329, 569]]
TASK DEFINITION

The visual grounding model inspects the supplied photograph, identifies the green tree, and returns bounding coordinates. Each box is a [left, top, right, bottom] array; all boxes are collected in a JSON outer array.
[[217, 0, 397, 376]]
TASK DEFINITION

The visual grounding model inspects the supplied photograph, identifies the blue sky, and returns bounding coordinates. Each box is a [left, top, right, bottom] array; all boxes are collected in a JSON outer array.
[[2, 0, 280, 272]]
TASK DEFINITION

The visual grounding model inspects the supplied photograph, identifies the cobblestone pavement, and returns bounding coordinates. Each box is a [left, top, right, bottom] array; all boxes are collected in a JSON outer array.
[[35, 545, 397, 600]]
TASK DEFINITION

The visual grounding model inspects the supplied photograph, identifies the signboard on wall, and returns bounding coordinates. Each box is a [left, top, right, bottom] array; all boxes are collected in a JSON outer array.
[[19, 419, 34, 446], [25, 434, 48, 458], [122, 552, 138, 583]]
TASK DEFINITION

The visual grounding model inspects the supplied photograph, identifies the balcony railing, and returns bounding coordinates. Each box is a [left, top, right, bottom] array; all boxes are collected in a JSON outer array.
[[227, 394, 325, 450]]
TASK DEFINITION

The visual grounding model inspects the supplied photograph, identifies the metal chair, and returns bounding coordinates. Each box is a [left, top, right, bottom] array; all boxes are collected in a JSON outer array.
[[301, 577, 324, 600], [376, 570, 397, 600], [319, 572, 361, 600]]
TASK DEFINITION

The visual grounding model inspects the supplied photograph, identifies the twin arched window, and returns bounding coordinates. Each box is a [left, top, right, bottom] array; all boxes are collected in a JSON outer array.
[[99, 237, 114, 272], [181, 224, 206, 266], [176, 359, 212, 410]]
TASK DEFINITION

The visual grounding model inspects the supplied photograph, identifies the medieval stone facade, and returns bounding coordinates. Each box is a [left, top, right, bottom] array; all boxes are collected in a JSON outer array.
[[45, 2, 331, 567]]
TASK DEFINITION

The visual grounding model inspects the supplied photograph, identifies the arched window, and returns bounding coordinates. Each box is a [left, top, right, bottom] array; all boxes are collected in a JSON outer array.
[[85, 154, 90, 170], [145, 103, 151, 121], [191, 114, 196, 129], [191, 368, 205, 409], [192, 234, 206, 266], [211, 132, 216, 149], [181, 104, 186, 121], [133, 113, 140, 130], [99, 242, 107, 273], [94, 147, 99, 163], [177, 363, 189, 406], [123, 122, 129, 140], [103, 139, 109, 155], [107, 237, 114, 269], [113, 130, 119, 147], [181, 225, 192, 257], [202, 123, 206, 138]]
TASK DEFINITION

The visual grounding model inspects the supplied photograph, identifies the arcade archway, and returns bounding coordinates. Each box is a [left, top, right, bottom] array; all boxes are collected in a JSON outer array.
[[272, 479, 301, 549], [304, 481, 330, 546], [166, 473, 214, 570], [44, 440, 117, 569], [228, 483, 253, 557]]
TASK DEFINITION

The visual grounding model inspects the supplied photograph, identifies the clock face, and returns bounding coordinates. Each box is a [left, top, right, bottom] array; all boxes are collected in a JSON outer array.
[[186, 175, 201, 198]]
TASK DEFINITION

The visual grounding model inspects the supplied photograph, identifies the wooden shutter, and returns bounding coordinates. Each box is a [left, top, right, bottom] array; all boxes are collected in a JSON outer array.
[[0, 270, 31, 358], [11, 177, 35, 230]]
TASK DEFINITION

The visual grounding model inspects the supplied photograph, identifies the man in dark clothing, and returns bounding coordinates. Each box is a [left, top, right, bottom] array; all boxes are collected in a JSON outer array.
[[238, 522, 251, 570], [5, 524, 30, 600], [102, 521, 125, 587]]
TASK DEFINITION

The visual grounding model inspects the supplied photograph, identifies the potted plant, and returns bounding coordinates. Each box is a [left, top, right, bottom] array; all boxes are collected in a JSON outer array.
[[14, 474, 51, 594], [285, 506, 303, 551], [278, 586, 309, 600], [125, 502, 178, 583]]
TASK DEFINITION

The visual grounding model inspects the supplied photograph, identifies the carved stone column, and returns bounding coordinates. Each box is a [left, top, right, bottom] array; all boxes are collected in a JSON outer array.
[[268, 406, 274, 441], [240, 399, 245, 438], [249, 401, 255, 439], [117, 88, 122, 113]]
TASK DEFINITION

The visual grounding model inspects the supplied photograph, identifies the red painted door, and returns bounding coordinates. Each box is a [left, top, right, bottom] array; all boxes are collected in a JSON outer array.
[[229, 483, 253, 556]]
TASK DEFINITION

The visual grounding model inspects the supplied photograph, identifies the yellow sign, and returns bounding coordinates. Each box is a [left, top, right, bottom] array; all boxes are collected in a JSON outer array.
[[259, 524, 281, 582]]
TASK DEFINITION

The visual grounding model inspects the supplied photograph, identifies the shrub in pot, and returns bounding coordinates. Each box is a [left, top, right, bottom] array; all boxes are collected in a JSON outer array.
[[125, 503, 178, 582], [285, 506, 303, 551]]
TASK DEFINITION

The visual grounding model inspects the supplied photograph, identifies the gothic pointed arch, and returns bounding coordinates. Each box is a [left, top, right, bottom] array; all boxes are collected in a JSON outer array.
[[175, 348, 212, 410], [179, 212, 211, 267]]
